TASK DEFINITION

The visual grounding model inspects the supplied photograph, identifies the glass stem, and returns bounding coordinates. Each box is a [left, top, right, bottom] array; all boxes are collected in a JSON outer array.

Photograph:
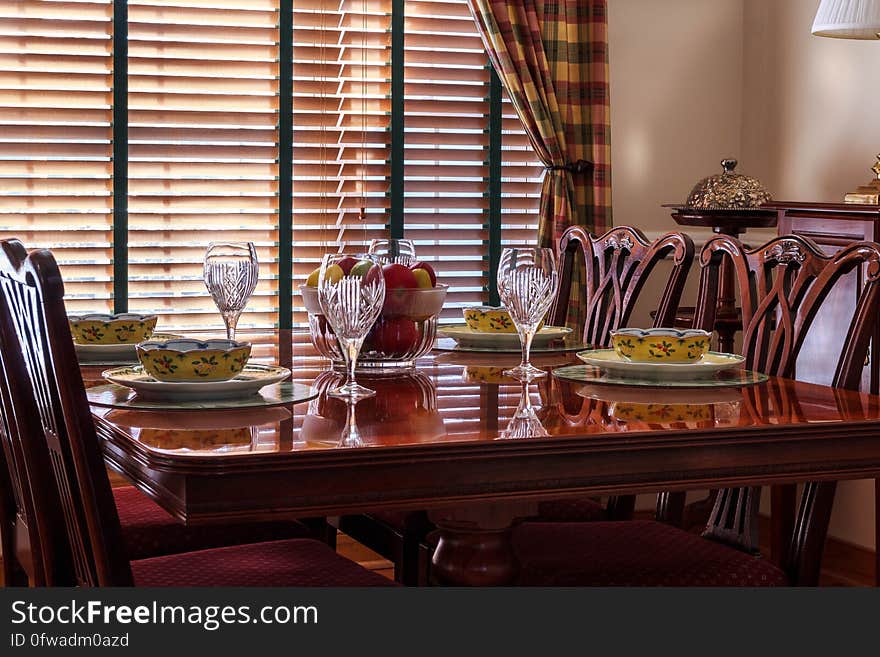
[[345, 338, 362, 388], [222, 310, 241, 341], [520, 328, 535, 370], [342, 399, 362, 447], [516, 380, 532, 419]]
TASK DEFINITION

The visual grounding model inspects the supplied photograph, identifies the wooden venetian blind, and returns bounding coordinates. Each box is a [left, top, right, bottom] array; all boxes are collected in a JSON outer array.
[[127, 0, 280, 329], [403, 0, 489, 319], [290, 0, 392, 330], [501, 92, 542, 251], [0, 0, 114, 313]]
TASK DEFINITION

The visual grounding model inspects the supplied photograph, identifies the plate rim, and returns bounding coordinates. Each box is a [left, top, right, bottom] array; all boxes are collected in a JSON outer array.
[[75, 332, 181, 354], [576, 348, 745, 369], [102, 363, 291, 390], [437, 324, 572, 346]]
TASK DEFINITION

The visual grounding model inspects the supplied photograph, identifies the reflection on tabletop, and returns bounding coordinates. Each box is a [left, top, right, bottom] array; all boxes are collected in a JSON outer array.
[[88, 333, 880, 455], [499, 380, 549, 440], [98, 406, 292, 455], [301, 370, 446, 447]]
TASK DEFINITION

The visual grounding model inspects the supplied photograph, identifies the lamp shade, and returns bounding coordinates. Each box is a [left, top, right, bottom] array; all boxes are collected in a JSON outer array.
[[812, 0, 880, 39]]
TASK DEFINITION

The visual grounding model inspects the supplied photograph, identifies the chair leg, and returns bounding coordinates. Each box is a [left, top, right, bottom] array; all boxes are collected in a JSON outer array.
[[606, 495, 636, 520], [302, 517, 337, 548], [400, 512, 433, 586], [875, 478, 879, 587], [656, 491, 687, 526], [771, 484, 797, 567]]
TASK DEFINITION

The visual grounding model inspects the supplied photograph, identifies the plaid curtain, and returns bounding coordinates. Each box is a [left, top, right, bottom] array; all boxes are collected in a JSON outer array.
[[468, 0, 611, 332]]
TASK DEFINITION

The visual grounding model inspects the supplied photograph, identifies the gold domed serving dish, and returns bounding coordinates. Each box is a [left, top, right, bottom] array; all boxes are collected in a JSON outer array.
[[684, 158, 772, 211], [663, 158, 777, 233]]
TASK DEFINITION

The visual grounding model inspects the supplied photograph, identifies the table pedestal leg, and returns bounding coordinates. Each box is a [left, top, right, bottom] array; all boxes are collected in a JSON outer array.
[[428, 502, 535, 587]]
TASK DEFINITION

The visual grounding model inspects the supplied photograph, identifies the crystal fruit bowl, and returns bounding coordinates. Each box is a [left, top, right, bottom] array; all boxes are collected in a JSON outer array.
[[301, 283, 448, 369]]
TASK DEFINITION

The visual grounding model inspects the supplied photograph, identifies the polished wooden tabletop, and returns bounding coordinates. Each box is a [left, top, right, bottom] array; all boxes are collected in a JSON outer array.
[[87, 330, 880, 527]]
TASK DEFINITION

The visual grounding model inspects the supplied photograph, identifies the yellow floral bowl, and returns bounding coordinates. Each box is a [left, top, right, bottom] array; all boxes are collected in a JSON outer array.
[[136, 338, 251, 382], [139, 427, 254, 451], [610, 402, 713, 423], [69, 313, 157, 345], [462, 366, 510, 384], [462, 306, 544, 333], [610, 328, 713, 363]]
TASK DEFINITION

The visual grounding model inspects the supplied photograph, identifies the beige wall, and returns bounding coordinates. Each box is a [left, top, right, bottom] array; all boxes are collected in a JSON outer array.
[[608, 0, 746, 242], [608, 0, 880, 549], [742, 0, 880, 201]]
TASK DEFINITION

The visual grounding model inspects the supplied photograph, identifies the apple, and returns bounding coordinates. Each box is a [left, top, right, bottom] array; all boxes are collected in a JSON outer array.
[[306, 266, 320, 287], [337, 256, 359, 275], [409, 261, 436, 287], [367, 316, 419, 356], [349, 259, 374, 278], [411, 268, 433, 289], [381, 263, 418, 289], [323, 263, 344, 284], [306, 263, 344, 286]]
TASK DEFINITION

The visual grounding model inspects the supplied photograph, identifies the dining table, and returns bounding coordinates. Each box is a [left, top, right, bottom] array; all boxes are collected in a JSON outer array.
[[82, 329, 880, 586]]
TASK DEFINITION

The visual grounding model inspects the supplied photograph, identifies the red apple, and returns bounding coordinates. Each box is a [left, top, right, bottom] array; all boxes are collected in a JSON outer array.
[[362, 261, 382, 286], [368, 316, 419, 356], [409, 261, 436, 287], [337, 256, 359, 275], [381, 263, 418, 289]]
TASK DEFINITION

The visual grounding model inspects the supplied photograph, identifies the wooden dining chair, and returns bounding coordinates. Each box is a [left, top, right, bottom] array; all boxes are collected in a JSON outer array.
[[0, 238, 326, 584], [335, 226, 695, 585], [539, 225, 695, 522], [512, 233, 880, 586], [0, 239, 392, 586], [550, 225, 694, 348]]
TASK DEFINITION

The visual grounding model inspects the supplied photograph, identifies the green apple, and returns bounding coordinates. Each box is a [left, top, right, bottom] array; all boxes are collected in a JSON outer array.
[[349, 259, 374, 278]]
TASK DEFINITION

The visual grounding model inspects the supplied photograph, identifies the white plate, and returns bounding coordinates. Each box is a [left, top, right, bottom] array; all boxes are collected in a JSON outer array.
[[102, 364, 291, 401], [75, 333, 180, 363], [437, 325, 572, 349], [576, 349, 745, 380], [576, 383, 743, 405]]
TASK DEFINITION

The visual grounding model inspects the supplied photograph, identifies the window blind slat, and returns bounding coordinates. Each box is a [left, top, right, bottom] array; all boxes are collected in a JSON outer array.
[[127, 0, 280, 329], [290, 0, 392, 329], [0, 0, 113, 311]]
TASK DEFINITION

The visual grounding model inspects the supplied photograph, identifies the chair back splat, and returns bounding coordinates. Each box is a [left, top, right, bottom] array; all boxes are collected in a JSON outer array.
[[0, 239, 133, 586], [686, 234, 880, 584], [549, 225, 694, 348]]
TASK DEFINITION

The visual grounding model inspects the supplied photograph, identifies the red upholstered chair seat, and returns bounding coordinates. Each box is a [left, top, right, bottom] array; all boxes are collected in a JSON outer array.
[[114, 486, 312, 561], [534, 498, 607, 522], [513, 520, 788, 587], [132, 538, 395, 587]]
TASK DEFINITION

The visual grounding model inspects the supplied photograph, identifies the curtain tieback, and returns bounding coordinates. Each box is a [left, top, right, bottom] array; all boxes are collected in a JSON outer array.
[[545, 159, 593, 175]]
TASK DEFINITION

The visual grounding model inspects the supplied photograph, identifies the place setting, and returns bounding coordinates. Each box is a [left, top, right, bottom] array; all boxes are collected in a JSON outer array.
[[553, 327, 768, 388], [86, 242, 315, 411], [70, 312, 180, 366], [434, 248, 582, 356], [434, 306, 580, 352]]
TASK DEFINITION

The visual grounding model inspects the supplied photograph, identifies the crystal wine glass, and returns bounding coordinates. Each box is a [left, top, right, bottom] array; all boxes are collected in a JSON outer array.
[[317, 253, 385, 400], [203, 241, 259, 340], [368, 238, 416, 266], [497, 247, 558, 381], [499, 381, 549, 440]]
